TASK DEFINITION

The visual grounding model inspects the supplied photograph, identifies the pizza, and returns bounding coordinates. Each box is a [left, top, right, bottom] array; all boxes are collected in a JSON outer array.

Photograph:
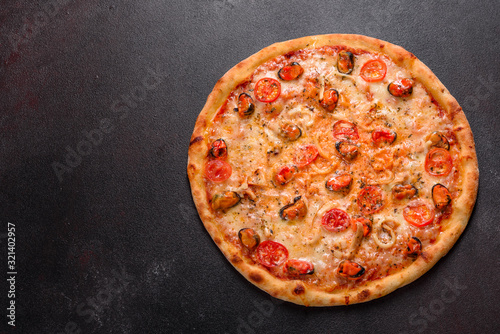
[[187, 34, 478, 306]]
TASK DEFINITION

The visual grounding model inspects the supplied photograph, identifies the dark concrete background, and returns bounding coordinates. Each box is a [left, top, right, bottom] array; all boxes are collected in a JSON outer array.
[[0, 0, 499, 333]]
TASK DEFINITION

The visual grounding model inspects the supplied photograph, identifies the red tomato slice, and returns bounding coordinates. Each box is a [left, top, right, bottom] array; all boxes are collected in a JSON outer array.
[[357, 186, 385, 215], [403, 201, 435, 227], [321, 208, 351, 232], [372, 129, 396, 145], [205, 160, 232, 182], [333, 120, 359, 141], [256, 240, 289, 267], [294, 145, 319, 168], [285, 259, 314, 276], [360, 59, 387, 82], [254, 78, 281, 103], [425, 148, 453, 176]]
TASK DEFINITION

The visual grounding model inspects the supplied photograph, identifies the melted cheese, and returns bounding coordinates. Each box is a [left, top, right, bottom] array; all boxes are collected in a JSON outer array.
[[204, 46, 457, 289]]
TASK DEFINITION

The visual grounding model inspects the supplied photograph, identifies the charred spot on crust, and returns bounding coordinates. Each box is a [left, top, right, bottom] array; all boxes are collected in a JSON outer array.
[[249, 272, 263, 283], [293, 283, 305, 295], [213, 237, 222, 245], [345, 296, 350, 305], [187, 164, 196, 176], [230, 254, 242, 264], [357, 289, 370, 301], [189, 136, 203, 146]]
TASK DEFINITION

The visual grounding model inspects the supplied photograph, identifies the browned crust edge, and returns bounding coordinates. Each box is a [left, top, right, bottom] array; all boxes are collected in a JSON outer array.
[[187, 34, 479, 306]]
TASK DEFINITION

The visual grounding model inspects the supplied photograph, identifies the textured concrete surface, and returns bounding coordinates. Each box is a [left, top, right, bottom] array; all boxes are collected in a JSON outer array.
[[0, 0, 499, 333]]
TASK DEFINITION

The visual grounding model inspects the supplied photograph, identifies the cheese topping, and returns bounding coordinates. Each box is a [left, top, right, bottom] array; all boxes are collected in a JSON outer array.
[[203, 46, 459, 289]]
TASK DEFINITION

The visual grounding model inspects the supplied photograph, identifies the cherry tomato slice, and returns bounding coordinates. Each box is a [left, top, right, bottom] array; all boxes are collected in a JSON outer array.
[[357, 186, 385, 215], [321, 208, 351, 232], [332, 120, 359, 141], [425, 148, 453, 176], [320, 88, 339, 112], [294, 145, 319, 168], [256, 240, 289, 268], [285, 259, 314, 276], [274, 165, 297, 186], [403, 201, 435, 227], [360, 59, 387, 82], [278, 62, 304, 81], [205, 160, 232, 182], [254, 78, 281, 103], [372, 129, 397, 145], [210, 138, 227, 159]]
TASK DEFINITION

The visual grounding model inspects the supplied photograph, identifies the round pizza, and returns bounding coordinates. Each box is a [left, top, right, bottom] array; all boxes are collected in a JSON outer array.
[[187, 34, 478, 306]]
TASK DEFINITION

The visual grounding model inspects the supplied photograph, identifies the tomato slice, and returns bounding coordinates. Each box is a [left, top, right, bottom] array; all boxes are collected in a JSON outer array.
[[360, 59, 387, 82], [205, 160, 232, 182], [294, 145, 319, 168], [332, 120, 359, 141], [357, 186, 385, 215], [254, 78, 281, 103], [321, 208, 350, 232], [274, 165, 297, 186], [403, 201, 435, 227], [256, 240, 289, 267], [285, 259, 314, 276], [425, 148, 453, 176], [372, 129, 396, 145]]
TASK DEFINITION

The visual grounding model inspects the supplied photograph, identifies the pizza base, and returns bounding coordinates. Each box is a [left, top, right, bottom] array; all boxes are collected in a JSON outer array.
[[187, 34, 478, 306]]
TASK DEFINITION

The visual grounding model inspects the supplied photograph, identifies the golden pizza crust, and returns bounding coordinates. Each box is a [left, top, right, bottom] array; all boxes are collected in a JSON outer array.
[[187, 34, 478, 306]]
